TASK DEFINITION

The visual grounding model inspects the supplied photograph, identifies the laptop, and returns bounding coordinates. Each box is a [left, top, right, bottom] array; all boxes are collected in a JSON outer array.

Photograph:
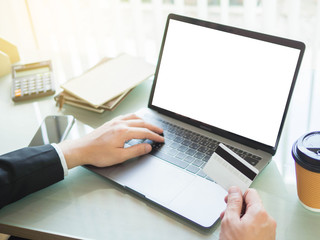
[[86, 14, 305, 228]]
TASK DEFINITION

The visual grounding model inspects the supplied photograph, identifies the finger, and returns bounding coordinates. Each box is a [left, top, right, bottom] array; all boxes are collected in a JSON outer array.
[[125, 119, 163, 134], [125, 127, 165, 143], [118, 113, 142, 121], [241, 188, 263, 219], [119, 143, 152, 161], [224, 186, 243, 220], [223, 193, 245, 217], [243, 188, 262, 207]]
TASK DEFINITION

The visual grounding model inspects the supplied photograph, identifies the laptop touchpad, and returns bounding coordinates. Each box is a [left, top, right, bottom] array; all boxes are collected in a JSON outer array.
[[107, 155, 195, 205]]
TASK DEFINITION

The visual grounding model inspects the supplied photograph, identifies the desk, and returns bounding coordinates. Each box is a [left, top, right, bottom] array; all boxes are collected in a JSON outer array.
[[0, 68, 320, 240]]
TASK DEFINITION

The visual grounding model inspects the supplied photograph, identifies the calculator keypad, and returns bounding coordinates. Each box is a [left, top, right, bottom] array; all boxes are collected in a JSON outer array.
[[12, 72, 55, 102]]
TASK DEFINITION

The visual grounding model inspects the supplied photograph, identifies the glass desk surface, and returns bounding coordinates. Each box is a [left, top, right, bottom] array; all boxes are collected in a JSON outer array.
[[0, 67, 320, 240]]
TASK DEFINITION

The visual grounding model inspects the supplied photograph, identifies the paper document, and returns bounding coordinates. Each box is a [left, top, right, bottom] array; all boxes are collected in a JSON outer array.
[[61, 54, 155, 108], [203, 143, 259, 194]]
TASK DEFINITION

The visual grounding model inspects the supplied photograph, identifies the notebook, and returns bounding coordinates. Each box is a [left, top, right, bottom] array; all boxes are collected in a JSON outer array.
[[55, 57, 136, 113], [86, 14, 305, 228], [61, 54, 155, 108]]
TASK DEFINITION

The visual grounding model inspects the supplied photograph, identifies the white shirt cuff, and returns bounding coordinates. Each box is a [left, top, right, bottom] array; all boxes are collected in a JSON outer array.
[[51, 143, 68, 177]]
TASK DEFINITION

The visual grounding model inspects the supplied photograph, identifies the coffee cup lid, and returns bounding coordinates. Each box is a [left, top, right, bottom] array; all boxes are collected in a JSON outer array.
[[292, 131, 320, 172]]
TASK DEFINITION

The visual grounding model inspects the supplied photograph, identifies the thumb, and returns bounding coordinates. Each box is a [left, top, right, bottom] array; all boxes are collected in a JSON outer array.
[[224, 186, 243, 220], [120, 143, 152, 161]]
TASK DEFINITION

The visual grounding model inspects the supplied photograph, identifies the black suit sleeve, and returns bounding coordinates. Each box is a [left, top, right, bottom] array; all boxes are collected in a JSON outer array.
[[0, 144, 64, 209]]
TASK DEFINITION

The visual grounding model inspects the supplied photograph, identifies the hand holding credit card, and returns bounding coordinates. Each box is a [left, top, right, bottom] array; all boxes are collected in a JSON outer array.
[[203, 143, 259, 194]]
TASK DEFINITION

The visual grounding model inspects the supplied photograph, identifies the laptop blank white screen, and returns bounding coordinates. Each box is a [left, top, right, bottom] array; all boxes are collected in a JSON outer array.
[[152, 19, 301, 147]]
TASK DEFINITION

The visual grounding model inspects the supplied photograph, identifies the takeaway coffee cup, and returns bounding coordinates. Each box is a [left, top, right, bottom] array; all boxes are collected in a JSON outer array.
[[292, 131, 320, 212]]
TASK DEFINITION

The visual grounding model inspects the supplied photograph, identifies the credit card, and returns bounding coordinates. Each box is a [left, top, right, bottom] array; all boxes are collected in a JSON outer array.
[[203, 143, 259, 194]]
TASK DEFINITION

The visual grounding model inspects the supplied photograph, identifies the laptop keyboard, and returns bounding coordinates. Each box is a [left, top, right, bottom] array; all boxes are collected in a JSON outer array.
[[125, 118, 262, 180]]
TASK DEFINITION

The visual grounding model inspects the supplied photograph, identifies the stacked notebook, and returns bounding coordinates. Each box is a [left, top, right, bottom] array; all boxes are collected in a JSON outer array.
[[55, 54, 155, 113]]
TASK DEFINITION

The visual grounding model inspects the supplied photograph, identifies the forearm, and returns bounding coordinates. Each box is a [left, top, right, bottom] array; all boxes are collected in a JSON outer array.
[[0, 145, 64, 209]]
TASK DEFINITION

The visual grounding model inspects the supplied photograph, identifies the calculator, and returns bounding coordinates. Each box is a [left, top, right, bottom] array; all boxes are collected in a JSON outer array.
[[11, 60, 55, 102]]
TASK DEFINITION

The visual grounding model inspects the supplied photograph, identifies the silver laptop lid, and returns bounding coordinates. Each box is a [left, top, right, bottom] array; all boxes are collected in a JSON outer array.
[[149, 14, 305, 155]]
